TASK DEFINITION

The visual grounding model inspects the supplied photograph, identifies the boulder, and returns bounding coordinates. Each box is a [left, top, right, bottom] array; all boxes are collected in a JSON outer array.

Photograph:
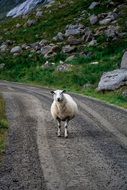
[[105, 25, 119, 38], [41, 44, 59, 57], [65, 24, 85, 37], [97, 69, 127, 91], [53, 32, 64, 41], [0, 44, 7, 52], [26, 19, 36, 27], [99, 12, 118, 25], [82, 28, 93, 42], [10, 46, 22, 54], [89, 15, 98, 25], [39, 39, 48, 46], [21, 44, 30, 50], [88, 39, 97, 47], [36, 11, 43, 17], [62, 45, 76, 53], [121, 51, 127, 69], [89, 2, 100, 9], [99, 18, 112, 25], [16, 23, 21, 28], [67, 36, 83, 45]]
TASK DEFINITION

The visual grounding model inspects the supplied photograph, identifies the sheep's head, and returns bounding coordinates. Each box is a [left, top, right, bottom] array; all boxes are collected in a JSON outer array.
[[50, 90, 66, 103]]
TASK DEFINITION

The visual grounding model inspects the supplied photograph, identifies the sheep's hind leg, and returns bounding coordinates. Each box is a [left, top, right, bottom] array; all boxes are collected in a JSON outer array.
[[57, 119, 61, 137], [64, 120, 69, 138]]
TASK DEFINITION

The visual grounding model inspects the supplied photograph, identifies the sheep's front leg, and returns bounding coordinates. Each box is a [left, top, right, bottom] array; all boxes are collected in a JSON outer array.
[[64, 120, 69, 138], [57, 119, 61, 137]]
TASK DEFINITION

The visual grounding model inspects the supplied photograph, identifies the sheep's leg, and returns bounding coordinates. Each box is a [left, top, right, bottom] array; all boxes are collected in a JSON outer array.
[[64, 120, 69, 138], [57, 119, 61, 137]]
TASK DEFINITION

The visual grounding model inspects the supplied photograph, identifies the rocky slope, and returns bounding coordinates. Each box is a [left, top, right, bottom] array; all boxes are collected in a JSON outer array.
[[0, 0, 127, 103]]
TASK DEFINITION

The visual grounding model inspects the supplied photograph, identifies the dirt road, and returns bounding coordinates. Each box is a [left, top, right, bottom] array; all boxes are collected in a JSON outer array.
[[0, 81, 127, 190]]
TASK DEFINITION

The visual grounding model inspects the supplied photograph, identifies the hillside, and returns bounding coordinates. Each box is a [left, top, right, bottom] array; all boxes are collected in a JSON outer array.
[[0, 0, 127, 108]]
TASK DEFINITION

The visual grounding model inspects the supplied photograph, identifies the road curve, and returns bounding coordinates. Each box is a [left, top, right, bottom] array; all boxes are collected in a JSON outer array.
[[0, 81, 127, 190]]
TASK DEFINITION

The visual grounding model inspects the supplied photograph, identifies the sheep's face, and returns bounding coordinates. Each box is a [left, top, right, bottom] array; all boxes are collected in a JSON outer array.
[[51, 90, 66, 103]]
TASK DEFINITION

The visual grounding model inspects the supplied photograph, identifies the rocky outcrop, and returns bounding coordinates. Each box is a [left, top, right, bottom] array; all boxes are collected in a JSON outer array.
[[7, 0, 53, 18]]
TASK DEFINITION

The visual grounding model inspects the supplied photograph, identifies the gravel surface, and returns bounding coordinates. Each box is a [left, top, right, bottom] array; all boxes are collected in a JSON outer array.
[[0, 81, 127, 190]]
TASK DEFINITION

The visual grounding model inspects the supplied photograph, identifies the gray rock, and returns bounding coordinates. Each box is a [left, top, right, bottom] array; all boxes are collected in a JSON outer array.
[[107, 12, 118, 21], [39, 39, 48, 46], [99, 18, 112, 25], [99, 12, 118, 25], [105, 25, 119, 38], [53, 32, 64, 41], [27, 19, 36, 27], [10, 46, 22, 54], [0, 44, 7, 52], [67, 36, 83, 45], [36, 11, 43, 17], [56, 64, 73, 72], [89, 2, 100, 9], [16, 23, 21, 28], [82, 28, 93, 42], [41, 45, 59, 57], [98, 69, 127, 91], [89, 15, 98, 25], [121, 51, 127, 69], [65, 24, 85, 37], [62, 45, 76, 53], [5, 40, 14, 45], [21, 44, 30, 50], [88, 39, 97, 47]]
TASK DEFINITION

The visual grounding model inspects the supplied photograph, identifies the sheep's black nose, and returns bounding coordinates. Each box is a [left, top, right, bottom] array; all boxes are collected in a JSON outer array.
[[57, 98, 60, 102]]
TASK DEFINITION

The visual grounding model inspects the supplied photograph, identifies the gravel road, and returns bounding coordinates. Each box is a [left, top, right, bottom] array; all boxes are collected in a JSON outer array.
[[0, 81, 127, 190]]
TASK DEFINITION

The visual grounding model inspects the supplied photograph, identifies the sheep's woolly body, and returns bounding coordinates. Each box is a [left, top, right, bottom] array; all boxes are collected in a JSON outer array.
[[51, 93, 78, 121]]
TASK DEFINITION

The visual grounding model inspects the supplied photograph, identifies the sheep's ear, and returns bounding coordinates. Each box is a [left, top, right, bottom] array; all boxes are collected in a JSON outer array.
[[62, 90, 66, 93], [50, 90, 55, 94]]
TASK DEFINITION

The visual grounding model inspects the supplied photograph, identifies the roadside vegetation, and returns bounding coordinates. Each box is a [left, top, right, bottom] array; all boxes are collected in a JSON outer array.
[[0, 0, 127, 108], [0, 95, 8, 162]]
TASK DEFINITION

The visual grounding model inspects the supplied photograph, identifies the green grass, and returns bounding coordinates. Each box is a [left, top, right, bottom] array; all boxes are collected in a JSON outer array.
[[0, 95, 8, 162]]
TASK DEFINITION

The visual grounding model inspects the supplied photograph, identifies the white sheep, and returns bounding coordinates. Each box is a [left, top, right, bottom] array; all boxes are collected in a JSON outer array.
[[50, 90, 78, 138]]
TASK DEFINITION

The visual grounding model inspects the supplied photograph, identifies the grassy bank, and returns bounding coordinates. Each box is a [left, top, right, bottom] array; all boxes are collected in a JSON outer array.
[[0, 0, 127, 109], [0, 95, 8, 162]]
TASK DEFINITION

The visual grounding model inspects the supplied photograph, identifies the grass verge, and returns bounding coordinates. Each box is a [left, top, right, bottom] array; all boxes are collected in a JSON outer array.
[[0, 95, 8, 163]]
